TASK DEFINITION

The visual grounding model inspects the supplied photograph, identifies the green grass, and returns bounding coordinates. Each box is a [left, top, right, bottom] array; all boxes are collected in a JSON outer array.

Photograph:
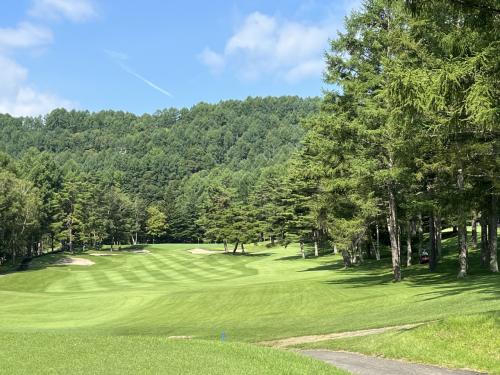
[[294, 312, 500, 374], [0, 333, 347, 375], [0, 237, 498, 373]]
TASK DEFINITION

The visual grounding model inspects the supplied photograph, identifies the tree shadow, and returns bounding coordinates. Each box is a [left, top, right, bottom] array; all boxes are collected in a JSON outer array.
[[221, 252, 272, 257], [0, 251, 70, 276]]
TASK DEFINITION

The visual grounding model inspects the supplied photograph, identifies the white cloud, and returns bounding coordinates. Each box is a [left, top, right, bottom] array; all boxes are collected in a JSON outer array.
[[0, 0, 95, 116], [0, 55, 76, 117], [199, 47, 225, 74], [285, 59, 324, 83], [29, 0, 97, 22], [200, 11, 334, 82], [0, 22, 52, 51]]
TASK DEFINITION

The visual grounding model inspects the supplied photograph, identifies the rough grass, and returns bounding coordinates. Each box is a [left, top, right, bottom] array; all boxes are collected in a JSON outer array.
[[294, 312, 500, 374], [0, 236, 498, 373], [0, 333, 347, 375]]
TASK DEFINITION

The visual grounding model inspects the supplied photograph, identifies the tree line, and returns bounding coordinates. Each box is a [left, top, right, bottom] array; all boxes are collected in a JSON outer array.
[[1, 1, 498, 281], [0, 97, 317, 263]]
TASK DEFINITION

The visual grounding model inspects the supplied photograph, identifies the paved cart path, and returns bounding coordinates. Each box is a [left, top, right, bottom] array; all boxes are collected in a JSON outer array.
[[299, 350, 486, 375]]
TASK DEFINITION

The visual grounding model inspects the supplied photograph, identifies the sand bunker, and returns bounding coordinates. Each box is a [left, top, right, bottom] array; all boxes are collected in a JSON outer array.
[[167, 335, 193, 340], [188, 248, 220, 255], [89, 253, 120, 257], [128, 249, 150, 254], [55, 257, 95, 266]]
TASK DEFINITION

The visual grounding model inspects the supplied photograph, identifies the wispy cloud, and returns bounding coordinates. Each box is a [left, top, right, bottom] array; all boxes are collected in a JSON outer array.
[[0, 22, 53, 51], [200, 12, 332, 83], [29, 0, 97, 22], [105, 49, 173, 98], [0, 0, 99, 116], [200, 2, 363, 83], [0, 19, 76, 116]]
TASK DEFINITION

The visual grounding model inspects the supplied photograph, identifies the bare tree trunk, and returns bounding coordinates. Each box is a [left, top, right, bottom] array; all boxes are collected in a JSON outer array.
[[429, 213, 437, 271], [435, 215, 442, 258], [387, 186, 401, 281], [232, 240, 239, 254], [314, 231, 319, 257], [417, 213, 423, 256], [374, 224, 380, 260], [471, 212, 478, 248], [489, 194, 498, 272], [68, 221, 73, 253], [240, 242, 245, 254], [406, 221, 412, 267], [300, 241, 305, 259], [457, 222, 468, 278], [341, 249, 352, 268], [223, 239, 228, 253], [457, 169, 468, 278], [480, 215, 489, 267]]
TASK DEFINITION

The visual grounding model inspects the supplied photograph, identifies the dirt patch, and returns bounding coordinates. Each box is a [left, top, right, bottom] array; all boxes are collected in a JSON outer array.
[[167, 335, 193, 340], [54, 257, 95, 266], [259, 323, 424, 348], [188, 248, 220, 255]]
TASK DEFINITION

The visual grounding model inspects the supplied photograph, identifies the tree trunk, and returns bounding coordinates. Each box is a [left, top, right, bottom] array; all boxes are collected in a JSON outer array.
[[314, 232, 319, 257], [300, 241, 305, 259], [406, 221, 412, 267], [489, 194, 498, 272], [232, 240, 239, 254], [471, 212, 478, 248], [457, 222, 468, 278], [387, 186, 401, 281], [435, 215, 442, 258], [341, 249, 352, 268], [417, 213, 423, 256], [374, 224, 380, 260], [223, 239, 228, 253], [271, 235, 275, 246], [429, 213, 437, 272], [240, 242, 245, 254], [480, 216, 489, 267], [68, 222, 73, 253], [457, 169, 467, 278]]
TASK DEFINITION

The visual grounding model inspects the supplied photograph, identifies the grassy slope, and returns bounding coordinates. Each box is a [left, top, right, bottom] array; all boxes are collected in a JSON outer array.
[[0, 334, 347, 375], [295, 312, 500, 374], [0, 236, 498, 373]]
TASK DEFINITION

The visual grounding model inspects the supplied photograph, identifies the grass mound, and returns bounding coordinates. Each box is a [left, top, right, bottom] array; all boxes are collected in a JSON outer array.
[[0, 333, 347, 375], [294, 312, 500, 374]]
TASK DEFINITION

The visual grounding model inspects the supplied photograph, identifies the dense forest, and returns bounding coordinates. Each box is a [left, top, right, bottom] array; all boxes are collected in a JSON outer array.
[[0, 0, 498, 281], [0, 97, 318, 254]]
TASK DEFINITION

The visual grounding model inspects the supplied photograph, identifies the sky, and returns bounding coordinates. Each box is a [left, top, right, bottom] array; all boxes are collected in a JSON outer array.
[[0, 0, 362, 116]]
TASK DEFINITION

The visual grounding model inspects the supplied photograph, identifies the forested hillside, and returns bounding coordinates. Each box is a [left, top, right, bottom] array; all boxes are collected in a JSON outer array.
[[0, 96, 318, 255], [0, 0, 498, 281]]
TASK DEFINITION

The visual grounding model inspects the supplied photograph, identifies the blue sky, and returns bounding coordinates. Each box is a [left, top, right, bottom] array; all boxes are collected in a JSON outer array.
[[0, 0, 361, 116]]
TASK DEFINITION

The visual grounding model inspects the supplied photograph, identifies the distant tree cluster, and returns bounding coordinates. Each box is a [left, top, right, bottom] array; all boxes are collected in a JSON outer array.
[[284, 0, 498, 279], [0, 97, 318, 262]]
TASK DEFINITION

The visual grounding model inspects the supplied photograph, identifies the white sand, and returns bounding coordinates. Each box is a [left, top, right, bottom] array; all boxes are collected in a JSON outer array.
[[188, 248, 220, 255], [55, 257, 95, 266]]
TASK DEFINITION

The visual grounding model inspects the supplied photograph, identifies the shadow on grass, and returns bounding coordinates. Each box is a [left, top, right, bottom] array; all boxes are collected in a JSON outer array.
[[303, 245, 500, 303], [221, 252, 272, 257]]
